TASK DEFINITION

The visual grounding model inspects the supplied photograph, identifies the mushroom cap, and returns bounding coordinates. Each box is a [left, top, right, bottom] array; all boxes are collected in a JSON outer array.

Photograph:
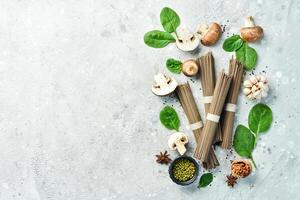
[[175, 26, 200, 52], [198, 23, 222, 46], [240, 26, 263, 42], [151, 73, 178, 96], [231, 159, 252, 178], [168, 132, 188, 150], [182, 59, 199, 77]]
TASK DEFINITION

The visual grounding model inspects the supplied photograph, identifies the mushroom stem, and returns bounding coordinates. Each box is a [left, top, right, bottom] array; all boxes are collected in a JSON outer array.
[[245, 16, 255, 27], [176, 144, 187, 155], [197, 24, 209, 37]]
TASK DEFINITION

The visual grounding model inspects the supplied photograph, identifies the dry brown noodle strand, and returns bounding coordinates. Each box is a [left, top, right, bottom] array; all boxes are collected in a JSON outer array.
[[220, 59, 244, 149], [194, 71, 232, 162], [198, 52, 222, 144], [176, 83, 219, 169]]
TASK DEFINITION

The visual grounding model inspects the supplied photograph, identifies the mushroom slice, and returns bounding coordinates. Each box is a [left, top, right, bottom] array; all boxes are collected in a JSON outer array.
[[175, 26, 200, 52], [168, 132, 188, 155], [240, 16, 263, 42], [196, 22, 222, 46], [151, 73, 178, 96]]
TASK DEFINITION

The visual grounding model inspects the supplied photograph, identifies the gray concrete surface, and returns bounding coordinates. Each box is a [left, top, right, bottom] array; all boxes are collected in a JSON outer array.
[[0, 0, 299, 199]]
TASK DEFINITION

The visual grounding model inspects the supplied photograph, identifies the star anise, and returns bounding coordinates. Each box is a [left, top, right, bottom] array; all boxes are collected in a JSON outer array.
[[226, 175, 238, 187], [155, 150, 171, 164]]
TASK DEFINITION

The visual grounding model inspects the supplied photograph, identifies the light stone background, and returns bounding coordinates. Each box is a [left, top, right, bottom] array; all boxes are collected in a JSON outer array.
[[0, 0, 299, 199]]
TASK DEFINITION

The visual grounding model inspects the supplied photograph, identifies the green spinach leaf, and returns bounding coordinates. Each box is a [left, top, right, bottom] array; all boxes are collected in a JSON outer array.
[[166, 58, 182, 74], [223, 35, 244, 52], [160, 7, 180, 33], [160, 106, 180, 131], [236, 43, 257, 70], [198, 173, 213, 188], [144, 30, 176, 48], [233, 125, 255, 158], [248, 103, 273, 136]]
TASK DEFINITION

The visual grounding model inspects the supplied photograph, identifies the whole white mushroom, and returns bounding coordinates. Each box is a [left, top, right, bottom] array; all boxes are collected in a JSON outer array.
[[168, 132, 188, 155]]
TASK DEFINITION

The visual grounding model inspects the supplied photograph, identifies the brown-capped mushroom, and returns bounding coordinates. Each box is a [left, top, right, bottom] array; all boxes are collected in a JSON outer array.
[[151, 73, 178, 96], [240, 16, 263, 42], [197, 23, 222, 46], [231, 159, 252, 178], [175, 26, 200, 52], [182, 59, 199, 77]]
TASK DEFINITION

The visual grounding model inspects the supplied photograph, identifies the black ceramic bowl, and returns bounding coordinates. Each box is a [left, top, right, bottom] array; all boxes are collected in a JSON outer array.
[[168, 156, 199, 186]]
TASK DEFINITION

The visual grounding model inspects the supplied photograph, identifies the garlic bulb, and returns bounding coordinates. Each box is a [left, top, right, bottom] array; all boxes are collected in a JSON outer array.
[[243, 75, 269, 100]]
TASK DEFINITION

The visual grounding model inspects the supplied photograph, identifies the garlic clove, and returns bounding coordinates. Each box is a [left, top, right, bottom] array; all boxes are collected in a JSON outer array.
[[247, 93, 254, 100], [243, 74, 269, 100], [249, 76, 258, 84], [243, 80, 252, 87], [251, 85, 258, 93], [243, 88, 251, 95], [253, 90, 261, 99], [257, 81, 264, 88]]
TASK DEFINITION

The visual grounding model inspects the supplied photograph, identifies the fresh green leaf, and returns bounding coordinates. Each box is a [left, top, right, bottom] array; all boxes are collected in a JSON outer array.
[[222, 35, 244, 52], [233, 125, 255, 158], [160, 7, 180, 33], [248, 103, 273, 136], [236, 43, 257, 70], [198, 173, 213, 188], [159, 106, 180, 131], [166, 58, 182, 74], [144, 30, 176, 48]]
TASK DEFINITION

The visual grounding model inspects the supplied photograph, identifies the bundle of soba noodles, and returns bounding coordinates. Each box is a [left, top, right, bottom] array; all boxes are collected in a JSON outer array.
[[194, 71, 232, 162], [176, 83, 219, 169], [197, 52, 222, 143], [220, 59, 244, 149]]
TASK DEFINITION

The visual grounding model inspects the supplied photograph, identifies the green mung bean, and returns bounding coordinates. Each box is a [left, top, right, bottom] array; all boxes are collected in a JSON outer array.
[[172, 158, 196, 182]]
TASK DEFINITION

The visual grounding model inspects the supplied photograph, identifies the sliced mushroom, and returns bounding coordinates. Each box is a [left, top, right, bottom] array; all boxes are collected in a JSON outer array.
[[168, 132, 188, 155], [151, 73, 178, 96], [196, 22, 222, 46], [182, 59, 199, 77], [175, 26, 200, 52], [240, 16, 263, 42]]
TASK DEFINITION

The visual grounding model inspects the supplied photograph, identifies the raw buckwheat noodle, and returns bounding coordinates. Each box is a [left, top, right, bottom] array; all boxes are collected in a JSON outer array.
[[176, 83, 219, 169], [194, 71, 232, 162], [220, 59, 244, 149], [197, 52, 222, 144]]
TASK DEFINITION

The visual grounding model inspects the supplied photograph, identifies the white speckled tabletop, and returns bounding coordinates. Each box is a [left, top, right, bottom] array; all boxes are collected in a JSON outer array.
[[0, 0, 299, 199]]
